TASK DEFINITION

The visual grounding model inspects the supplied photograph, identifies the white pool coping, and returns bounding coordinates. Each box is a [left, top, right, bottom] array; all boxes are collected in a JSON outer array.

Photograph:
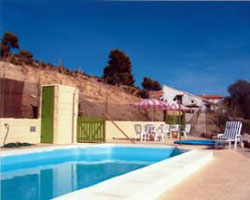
[[1, 144, 213, 200]]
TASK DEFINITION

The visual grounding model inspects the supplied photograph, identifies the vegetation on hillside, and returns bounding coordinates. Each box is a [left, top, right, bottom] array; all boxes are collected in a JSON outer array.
[[137, 90, 149, 99], [142, 77, 162, 91], [0, 32, 163, 99], [0, 32, 19, 58], [137, 77, 162, 98], [225, 80, 250, 119]]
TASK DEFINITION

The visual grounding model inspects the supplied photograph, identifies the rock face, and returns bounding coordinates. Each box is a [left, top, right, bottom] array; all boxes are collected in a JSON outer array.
[[0, 61, 164, 121]]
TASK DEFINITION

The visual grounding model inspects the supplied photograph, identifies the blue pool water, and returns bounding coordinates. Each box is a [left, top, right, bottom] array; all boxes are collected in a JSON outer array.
[[1, 146, 186, 200]]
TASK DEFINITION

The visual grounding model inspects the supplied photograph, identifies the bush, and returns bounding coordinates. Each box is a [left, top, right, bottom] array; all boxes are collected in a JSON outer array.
[[19, 49, 34, 65], [142, 77, 162, 91], [137, 90, 149, 98]]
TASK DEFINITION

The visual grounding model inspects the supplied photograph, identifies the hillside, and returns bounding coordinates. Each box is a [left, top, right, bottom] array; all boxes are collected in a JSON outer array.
[[0, 61, 164, 121]]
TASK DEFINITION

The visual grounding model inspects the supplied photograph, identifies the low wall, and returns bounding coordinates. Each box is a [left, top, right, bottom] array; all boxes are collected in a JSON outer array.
[[0, 118, 41, 146], [105, 121, 165, 142]]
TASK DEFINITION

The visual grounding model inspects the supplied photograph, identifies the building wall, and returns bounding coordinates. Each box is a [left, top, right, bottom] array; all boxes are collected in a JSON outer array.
[[0, 84, 78, 146], [53, 85, 78, 144], [105, 121, 165, 142], [207, 99, 222, 104], [0, 118, 41, 146], [39, 84, 78, 145], [162, 85, 205, 111]]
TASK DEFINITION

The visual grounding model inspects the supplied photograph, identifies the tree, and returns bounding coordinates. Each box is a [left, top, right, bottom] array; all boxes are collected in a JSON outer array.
[[137, 89, 149, 98], [227, 80, 250, 119], [19, 49, 33, 65], [103, 49, 134, 86], [141, 77, 162, 91], [0, 32, 19, 58]]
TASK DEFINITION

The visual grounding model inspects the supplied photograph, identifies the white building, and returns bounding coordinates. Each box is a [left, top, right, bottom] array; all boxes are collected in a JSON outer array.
[[162, 85, 206, 112]]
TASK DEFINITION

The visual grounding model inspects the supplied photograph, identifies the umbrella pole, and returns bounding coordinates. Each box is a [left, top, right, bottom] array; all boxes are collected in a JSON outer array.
[[153, 109, 156, 121], [176, 95, 183, 146], [174, 110, 176, 124], [138, 107, 140, 121], [166, 110, 168, 123], [138, 97, 141, 121], [178, 107, 181, 144], [151, 108, 153, 121], [163, 110, 168, 123]]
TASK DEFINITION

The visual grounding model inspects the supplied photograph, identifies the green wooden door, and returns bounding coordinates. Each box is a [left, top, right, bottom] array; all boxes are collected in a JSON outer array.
[[41, 86, 54, 143]]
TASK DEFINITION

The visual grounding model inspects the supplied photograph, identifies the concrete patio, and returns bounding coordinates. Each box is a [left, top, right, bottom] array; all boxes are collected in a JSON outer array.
[[159, 148, 250, 200]]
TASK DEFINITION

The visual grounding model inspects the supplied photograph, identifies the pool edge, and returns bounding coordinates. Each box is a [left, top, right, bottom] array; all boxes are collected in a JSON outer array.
[[53, 147, 213, 200]]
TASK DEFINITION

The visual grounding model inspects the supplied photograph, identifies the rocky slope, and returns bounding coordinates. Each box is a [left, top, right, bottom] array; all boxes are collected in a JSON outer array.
[[0, 61, 164, 121]]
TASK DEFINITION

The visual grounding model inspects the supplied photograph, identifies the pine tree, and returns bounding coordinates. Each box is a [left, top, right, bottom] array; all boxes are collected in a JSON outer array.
[[0, 32, 19, 58], [103, 49, 134, 86]]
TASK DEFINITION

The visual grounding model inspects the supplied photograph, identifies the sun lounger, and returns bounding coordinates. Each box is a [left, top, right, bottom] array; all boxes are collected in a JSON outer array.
[[213, 121, 243, 150]]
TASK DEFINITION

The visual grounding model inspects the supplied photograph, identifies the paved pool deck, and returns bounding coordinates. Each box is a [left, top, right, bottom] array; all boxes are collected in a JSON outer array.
[[159, 147, 250, 200]]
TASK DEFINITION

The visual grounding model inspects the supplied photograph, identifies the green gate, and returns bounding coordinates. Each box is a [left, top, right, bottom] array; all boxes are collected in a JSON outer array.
[[77, 116, 105, 143]]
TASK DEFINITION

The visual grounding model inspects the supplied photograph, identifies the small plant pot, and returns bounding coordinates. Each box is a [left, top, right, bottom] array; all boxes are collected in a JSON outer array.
[[172, 131, 178, 139]]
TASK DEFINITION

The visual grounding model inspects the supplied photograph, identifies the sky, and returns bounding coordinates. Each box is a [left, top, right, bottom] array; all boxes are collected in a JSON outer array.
[[1, 1, 250, 95]]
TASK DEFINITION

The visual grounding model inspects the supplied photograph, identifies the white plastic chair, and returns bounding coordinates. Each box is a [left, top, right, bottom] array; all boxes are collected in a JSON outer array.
[[134, 124, 151, 141], [181, 124, 191, 139], [154, 125, 165, 141], [141, 124, 154, 141], [162, 124, 170, 139], [134, 124, 142, 140]]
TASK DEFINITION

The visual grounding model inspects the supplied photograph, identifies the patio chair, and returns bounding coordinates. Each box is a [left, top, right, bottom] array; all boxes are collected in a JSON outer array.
[[143, 124, 155, 141], [134, 124, 152, 141], [162, 124, 170, 139], [213, 121, 243, 150], [181, 124, 191, 139], [134, 124, 142, 140], [154, 125, 165, 141]]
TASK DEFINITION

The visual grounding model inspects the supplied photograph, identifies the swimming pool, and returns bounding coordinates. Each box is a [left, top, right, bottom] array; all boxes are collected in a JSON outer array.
[[174, 140, 225, 146], [1, 145, 186, 200]]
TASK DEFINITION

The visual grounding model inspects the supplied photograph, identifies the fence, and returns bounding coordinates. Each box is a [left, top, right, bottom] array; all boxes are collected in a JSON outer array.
[[0, 78, 39, 119], [77, 116, 105, 143]]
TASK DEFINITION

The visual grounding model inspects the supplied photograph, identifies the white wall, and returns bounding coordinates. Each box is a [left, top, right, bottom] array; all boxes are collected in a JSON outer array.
[[0, 118, 41, 146], [162, 85, 205, 110]]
